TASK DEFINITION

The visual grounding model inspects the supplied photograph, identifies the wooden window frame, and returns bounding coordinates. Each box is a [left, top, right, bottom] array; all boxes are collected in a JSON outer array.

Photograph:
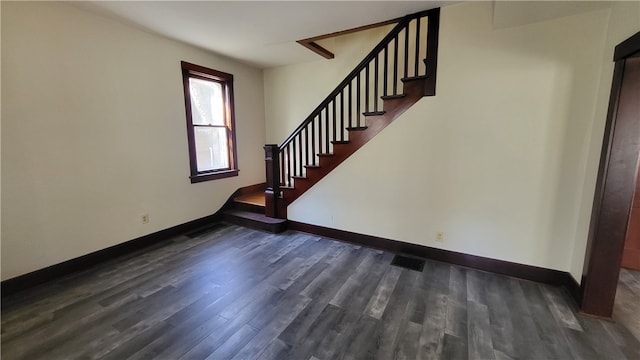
[[181, 61, 239, 183]]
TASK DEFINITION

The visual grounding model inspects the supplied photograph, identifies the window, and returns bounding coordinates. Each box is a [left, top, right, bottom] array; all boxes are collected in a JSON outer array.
[[181, 61, 238, 183]]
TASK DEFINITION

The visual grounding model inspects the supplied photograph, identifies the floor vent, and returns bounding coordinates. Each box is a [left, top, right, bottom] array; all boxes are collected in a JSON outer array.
[[391, 255, 425, 272], [186, 223, 226, 238]]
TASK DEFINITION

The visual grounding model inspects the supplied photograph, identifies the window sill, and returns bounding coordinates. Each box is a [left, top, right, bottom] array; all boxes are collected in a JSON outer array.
[[190, 169, 239, 183]]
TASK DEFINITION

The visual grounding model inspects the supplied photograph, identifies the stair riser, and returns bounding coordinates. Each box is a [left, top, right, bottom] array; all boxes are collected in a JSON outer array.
[[224, 214, 287, 233], [231, 201, 265, 213]]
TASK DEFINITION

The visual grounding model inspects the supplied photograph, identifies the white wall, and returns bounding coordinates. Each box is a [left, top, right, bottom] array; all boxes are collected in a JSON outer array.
[[264, 25, 393, 143], [1, 2, 266, 280], [0, 2, 3, 273], [264, 2, 633, 278]]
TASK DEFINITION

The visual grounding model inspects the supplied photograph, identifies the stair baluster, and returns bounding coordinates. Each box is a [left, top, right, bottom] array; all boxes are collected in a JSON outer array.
[[393, 34, 399, 95]]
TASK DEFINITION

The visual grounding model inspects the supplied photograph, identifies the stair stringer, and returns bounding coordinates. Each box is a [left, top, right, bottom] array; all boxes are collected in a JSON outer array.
[[282, 76, 428, 206]]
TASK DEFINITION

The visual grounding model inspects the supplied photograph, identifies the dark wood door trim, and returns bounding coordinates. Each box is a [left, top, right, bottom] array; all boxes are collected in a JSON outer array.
[[580, 31, 640, 318], [614, 31, 640, 61]]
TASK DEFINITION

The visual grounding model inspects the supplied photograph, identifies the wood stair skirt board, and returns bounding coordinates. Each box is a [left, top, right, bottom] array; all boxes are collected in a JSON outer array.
[[283, 73, 429, 203], [288, 221, 581, 298], [264, 9, 440, 218]]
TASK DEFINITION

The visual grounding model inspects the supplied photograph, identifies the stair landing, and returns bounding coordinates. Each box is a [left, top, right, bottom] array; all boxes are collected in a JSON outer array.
[[223, 189, 287, 233], [234, 192, 266, 207]]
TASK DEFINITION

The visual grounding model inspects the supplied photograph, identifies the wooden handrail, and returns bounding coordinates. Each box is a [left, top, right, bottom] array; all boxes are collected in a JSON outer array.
[[279, 15, 417, 149]]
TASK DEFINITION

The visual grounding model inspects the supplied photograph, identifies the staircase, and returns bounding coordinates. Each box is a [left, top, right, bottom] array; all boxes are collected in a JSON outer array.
[[262, 8, 440, 219], [223, 185, 288, 233]]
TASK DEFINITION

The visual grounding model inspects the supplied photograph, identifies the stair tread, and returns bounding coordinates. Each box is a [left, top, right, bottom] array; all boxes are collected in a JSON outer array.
[[317, 153, 334, 157], [291, 175, 307, 179], [381, 94, 406, 100], [331, 140, 350, 145], [233, 191, 265, 207], [363, 111, 386, 116], [346, 126, 368, 131], [224, 210, 287, 224], [304, 164, 321, 168], [401, 75, 428, 82]]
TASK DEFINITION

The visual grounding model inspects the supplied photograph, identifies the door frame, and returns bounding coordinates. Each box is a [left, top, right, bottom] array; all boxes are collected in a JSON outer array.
[[580, 31, 640, 318]]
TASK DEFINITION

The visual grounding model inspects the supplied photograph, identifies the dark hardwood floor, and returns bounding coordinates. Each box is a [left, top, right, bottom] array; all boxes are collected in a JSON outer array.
[[2, 224, 639, 359], [614, 268, 640, 343]]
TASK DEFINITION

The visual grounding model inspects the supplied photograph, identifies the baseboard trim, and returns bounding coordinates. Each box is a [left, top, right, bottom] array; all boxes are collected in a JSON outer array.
[[565, 274, 584, 307], [1, 212, 224, 297], [3, 206, 584, 306], [1, 183, 268, 297], [289, 221, 574, 288]]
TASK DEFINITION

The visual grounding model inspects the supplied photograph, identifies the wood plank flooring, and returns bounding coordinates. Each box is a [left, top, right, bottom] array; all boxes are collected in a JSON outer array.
[[614, 268, 640, 343], [2, 224, 639, 359]]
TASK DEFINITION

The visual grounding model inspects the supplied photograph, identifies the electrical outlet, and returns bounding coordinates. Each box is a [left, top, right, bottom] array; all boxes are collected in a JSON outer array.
[[141, 214, 150, 224], [435, 232, 444, 242]]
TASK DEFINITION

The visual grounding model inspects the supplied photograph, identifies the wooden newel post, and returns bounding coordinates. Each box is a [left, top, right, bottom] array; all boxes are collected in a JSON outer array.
[[264, 144, 282, 219], [424, 8, 439, 96]]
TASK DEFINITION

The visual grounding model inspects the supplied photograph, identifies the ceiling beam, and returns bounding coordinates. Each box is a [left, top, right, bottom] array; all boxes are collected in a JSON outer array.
[[297, 16, 402, 59]]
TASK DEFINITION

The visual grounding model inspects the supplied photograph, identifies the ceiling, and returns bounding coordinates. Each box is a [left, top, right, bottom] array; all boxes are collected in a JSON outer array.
[[71, 1, 451, 69], [71, 1, 615, 69]]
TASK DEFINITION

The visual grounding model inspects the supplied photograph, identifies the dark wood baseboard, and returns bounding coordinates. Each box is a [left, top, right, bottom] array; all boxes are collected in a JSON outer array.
[[565, 274, 584, 307], [1, 182, 267, 298], [1, 213, 224, 298], [3, 198, 584, 307], [289, 221, 577, 289]]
